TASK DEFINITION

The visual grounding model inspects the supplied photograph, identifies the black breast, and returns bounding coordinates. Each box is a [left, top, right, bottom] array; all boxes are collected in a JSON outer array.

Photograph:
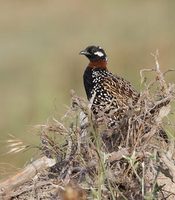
[[83, 67, 94, 100], [83, 67, 109, 101]]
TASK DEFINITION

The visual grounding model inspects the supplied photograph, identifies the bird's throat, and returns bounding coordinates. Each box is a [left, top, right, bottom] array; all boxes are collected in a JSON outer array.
[[88, 59, 107, 69]]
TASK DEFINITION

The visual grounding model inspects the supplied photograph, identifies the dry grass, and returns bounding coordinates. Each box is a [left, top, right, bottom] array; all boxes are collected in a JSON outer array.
[[2, 58, 175, 200]]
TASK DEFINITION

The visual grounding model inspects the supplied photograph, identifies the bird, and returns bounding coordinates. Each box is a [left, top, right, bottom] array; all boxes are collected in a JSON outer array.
[[79, 45, 139, 128], [79, 45, 169, 144]]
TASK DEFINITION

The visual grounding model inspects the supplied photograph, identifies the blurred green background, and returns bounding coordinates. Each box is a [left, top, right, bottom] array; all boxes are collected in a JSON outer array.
[[0, 0, 175, 175]]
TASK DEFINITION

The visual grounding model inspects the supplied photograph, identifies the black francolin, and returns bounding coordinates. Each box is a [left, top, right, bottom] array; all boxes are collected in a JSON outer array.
[[80, 45, 139, 128], [79, 45, 169, 145]]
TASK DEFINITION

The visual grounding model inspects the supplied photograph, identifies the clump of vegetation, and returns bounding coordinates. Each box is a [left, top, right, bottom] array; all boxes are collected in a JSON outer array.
[[0, 56, 175, 200]]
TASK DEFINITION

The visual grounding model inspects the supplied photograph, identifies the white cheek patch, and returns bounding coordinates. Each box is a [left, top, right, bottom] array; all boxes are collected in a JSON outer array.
[[94, 51, 104, 57]]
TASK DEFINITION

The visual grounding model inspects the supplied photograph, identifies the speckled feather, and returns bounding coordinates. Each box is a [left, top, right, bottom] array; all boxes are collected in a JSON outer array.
[[84, 67, 139, 118]]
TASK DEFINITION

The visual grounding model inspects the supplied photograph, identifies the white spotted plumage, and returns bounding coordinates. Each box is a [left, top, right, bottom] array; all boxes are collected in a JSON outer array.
[[88, 67, 139, 127]]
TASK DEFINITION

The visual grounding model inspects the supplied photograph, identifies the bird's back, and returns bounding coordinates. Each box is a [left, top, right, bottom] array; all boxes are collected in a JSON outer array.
[[83, 66, 139, 128], [84, 67, 139, 108]]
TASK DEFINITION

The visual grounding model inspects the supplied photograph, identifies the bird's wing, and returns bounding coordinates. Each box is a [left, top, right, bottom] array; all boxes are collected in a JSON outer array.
[[102, 75, 139, 106]]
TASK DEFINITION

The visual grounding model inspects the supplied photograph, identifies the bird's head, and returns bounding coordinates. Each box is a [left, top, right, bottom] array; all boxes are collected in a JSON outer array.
[[80, 45, 107, 62]]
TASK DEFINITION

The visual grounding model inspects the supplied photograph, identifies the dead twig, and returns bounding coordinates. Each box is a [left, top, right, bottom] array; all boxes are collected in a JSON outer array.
[[0, 156, 56, 200]]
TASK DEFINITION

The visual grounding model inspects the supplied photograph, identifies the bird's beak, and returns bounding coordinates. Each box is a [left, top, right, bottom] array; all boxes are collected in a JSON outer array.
[[79, 50, 90, 56]]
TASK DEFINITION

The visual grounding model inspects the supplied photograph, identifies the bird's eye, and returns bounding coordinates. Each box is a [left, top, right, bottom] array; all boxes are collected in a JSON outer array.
[[91, 48, 96, 53]]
